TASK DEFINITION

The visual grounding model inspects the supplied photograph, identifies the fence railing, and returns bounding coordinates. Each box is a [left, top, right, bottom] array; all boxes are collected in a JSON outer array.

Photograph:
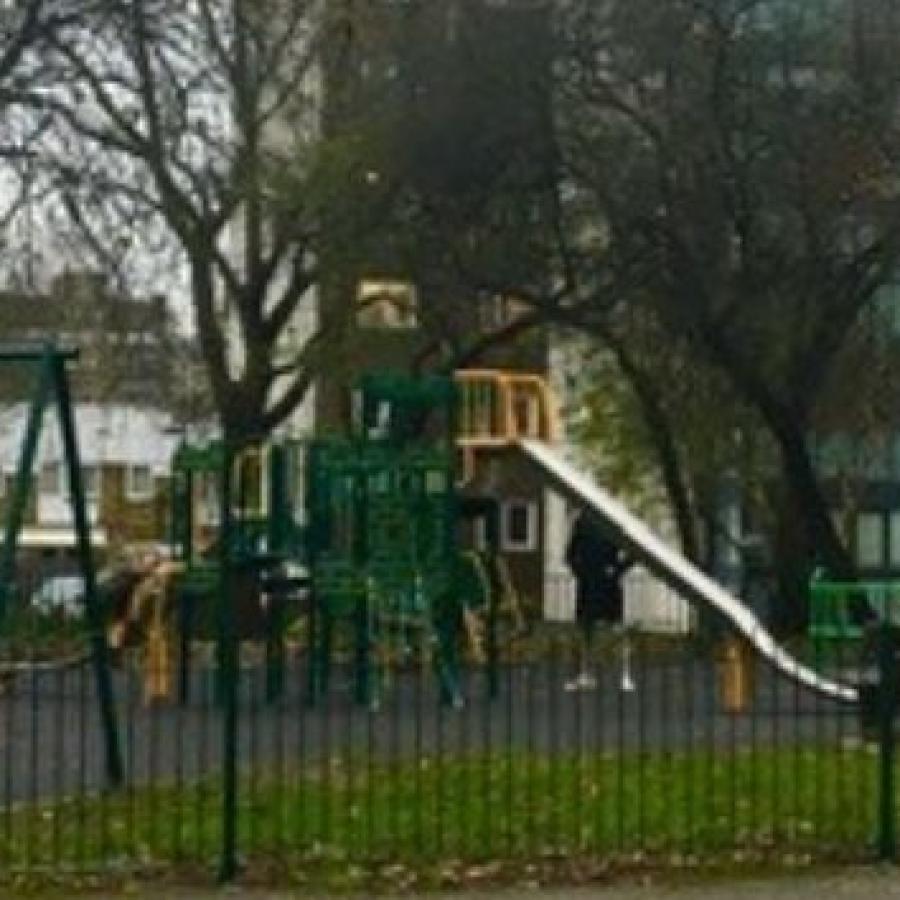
[[0, 568, 897, 889]]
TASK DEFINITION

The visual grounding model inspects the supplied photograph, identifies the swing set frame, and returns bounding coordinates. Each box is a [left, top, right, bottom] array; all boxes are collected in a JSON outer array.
[[0, 343, 122, 787]]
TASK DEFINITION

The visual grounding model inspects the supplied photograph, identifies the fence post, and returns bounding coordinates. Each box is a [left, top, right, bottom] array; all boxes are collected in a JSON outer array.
[[218, 441, 239, 882], [876, 620, 897, 862]]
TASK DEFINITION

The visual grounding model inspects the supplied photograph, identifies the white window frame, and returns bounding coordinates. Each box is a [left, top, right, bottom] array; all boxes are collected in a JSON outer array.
[[81, 464, 101, 501], [501, 499, 539, 553], [472, 517, 490, 552], [125, 464, 154, 501]]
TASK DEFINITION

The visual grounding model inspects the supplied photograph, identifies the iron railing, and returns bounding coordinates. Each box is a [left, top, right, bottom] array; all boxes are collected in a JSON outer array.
[[0, 566, 896, 889]]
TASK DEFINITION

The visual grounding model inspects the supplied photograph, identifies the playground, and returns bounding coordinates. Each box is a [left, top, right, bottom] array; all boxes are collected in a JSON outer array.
[[0, 343, 894, 886]]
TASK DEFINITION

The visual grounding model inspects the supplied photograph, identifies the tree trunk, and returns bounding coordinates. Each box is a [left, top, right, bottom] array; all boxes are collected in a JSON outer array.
[[220, 378, 270, 450], [773, 410, 854, 574], [766, 408, 856, 634], [770, 488, 816, 635]]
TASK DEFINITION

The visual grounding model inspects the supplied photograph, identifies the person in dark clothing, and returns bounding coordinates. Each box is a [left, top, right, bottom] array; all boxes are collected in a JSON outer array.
[[564, 509, 634, 691]]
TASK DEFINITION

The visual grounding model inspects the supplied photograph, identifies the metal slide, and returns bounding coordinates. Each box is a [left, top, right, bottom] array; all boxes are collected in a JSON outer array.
[[519, 439, 859, 704]]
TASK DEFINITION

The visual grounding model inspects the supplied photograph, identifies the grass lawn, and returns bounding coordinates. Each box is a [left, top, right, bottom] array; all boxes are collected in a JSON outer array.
[[0, 743, 888, 892]]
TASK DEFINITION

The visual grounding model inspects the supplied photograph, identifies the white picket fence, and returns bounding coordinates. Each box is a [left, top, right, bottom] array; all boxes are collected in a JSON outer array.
[[543, 566, 693, 634]]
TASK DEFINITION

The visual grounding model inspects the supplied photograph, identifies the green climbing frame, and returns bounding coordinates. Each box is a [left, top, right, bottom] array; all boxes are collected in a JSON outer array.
[[307, 373, 465, 706], [169, 438, 307, 702], [306, 438, 461, 707]]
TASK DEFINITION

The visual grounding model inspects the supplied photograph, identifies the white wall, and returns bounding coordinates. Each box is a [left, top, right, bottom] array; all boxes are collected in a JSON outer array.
[[0, 403, 180, 527], [545, 335, 694, 634]]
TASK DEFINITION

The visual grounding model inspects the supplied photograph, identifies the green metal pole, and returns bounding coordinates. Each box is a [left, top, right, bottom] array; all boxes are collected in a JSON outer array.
[[265, 589, 285, 703], [53, 352, 124, 788], [877, 621, 897, 862], [218, 440, 239, 882], [265, 443, 288, 701], [173, 466, 194, 705], [353, 467, 372, 707], [184, 468, 195, 563], [0, 351, 53, 620], [487, 563, 499, 700]]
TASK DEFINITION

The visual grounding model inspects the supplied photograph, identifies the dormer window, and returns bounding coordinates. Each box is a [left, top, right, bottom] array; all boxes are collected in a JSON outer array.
[[356, 279, 418, 329]]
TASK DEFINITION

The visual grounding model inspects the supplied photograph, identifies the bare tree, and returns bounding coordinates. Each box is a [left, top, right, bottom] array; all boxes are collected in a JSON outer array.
[[0, 0, 79, 278], [30, 0, 380, 443]]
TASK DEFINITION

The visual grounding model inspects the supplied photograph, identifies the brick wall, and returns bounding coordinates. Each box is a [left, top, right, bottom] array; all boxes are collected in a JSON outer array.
[[98, 467, 169, 550], [0, 466, 169, 557]]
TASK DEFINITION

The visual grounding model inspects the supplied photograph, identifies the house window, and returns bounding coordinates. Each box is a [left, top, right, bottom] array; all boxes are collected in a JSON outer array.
[[856, 512, 885, 570], [125, 464, 154, 501], [501, 500, 539, 553], [831, 509, 851, 544], [873, 273, 900, 336], [478, 293, 528, 332], [39, 462, 62, 496], [889, 512, 900, 568], [356, 279, 418, 329], [81, 465, 101, 500]]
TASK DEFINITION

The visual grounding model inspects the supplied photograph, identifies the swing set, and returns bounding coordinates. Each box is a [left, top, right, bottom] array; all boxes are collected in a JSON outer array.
[[0, 343, 122, 786]]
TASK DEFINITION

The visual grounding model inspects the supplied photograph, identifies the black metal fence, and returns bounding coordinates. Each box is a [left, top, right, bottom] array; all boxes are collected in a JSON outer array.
[[0, 574, 896, 890]]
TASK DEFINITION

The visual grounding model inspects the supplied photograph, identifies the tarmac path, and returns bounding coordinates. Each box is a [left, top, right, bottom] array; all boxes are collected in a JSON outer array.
[[0, 649, 859, 804]]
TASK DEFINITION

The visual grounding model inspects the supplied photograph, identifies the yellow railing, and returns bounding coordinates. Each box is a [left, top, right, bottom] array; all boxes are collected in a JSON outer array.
[[453, 370, 558, 482], [454, 369, 558, 444]]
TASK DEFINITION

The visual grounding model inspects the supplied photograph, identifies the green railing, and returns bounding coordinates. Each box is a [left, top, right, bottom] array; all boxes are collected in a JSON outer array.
[[808, 576, 900, 665], [0, 576, 898, 889]]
